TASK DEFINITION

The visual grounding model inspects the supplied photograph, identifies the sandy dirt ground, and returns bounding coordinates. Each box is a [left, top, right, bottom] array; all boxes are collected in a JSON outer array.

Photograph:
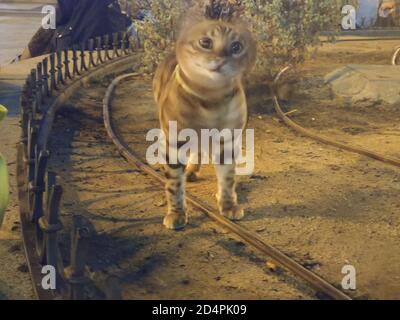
[[45, 39, 400, 300]]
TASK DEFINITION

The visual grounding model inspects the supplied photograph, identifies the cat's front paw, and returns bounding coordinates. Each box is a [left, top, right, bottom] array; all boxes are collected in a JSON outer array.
[[220, 205, 245, 221], [163, 211, 188, 230]]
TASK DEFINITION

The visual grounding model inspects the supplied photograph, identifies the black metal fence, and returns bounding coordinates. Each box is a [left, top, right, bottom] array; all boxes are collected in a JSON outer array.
[[17, 31, 138, 300]]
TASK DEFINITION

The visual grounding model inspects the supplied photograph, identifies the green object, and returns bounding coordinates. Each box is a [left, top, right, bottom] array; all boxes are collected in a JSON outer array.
[[0, 104, 7, 121], [0, 104, 9, 226]]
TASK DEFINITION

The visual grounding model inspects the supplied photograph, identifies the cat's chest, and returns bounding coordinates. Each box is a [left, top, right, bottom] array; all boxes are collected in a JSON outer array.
[[187, 89, 247, 130], [204, 96, 246, 129]]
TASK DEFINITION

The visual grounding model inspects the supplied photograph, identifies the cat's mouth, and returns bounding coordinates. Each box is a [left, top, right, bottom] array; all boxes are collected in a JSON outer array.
[[193, 61, 229, 76]]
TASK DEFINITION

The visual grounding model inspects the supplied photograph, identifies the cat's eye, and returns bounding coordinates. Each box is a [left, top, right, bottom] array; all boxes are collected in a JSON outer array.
[[231, 41, 243, 55], [199, 37, 213, 50]]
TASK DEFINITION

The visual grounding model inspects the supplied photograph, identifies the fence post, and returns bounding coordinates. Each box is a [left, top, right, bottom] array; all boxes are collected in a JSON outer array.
[[49, 53, 57, 93], [65, 215, 90, 300]]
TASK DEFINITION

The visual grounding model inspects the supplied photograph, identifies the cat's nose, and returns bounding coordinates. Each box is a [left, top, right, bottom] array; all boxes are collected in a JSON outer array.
[[211, 58, 227, 72], [216, 49, 229, 58]]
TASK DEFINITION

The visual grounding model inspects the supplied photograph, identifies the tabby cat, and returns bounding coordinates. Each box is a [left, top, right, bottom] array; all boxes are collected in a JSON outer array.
[[153, 16, 256, 230]]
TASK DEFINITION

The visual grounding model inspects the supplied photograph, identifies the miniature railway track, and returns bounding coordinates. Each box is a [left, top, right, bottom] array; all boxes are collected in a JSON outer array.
[[103, 73, 352, 301], [101, 48, 400, 299], [273, 66, 400, 169], [15, 33, 399, 300]]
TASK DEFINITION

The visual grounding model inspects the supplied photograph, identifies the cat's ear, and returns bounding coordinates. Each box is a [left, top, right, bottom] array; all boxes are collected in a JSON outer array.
[[205, 0, 243, 22]]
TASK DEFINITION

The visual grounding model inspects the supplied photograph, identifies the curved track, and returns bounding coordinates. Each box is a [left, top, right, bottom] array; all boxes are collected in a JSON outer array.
[[273, 67, 400, 168], [16, 35, 400, 300], [99, 50, 400, 299], [103, 74, 352, 300]]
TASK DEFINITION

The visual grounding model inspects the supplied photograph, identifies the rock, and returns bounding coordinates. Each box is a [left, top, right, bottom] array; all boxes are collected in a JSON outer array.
[[325, 64, 400, 105]]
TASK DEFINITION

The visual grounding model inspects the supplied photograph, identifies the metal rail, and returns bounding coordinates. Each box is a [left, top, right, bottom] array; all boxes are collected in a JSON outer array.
[[321, 37, 400, 43], [103, 73, 352, 301], [16, 27, 399, 300], [392, 46, 400, 65], [273, 66, 400, 169]]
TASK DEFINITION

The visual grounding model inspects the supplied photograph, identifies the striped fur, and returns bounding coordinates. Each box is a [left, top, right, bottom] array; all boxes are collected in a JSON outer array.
[[153, 20, 256, 230]]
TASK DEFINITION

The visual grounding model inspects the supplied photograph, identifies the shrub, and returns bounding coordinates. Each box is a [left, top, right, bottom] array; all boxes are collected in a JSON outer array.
[[132, 0, 187, 72], [241, 0, 358, 80], [132, 0, 358, 79]]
